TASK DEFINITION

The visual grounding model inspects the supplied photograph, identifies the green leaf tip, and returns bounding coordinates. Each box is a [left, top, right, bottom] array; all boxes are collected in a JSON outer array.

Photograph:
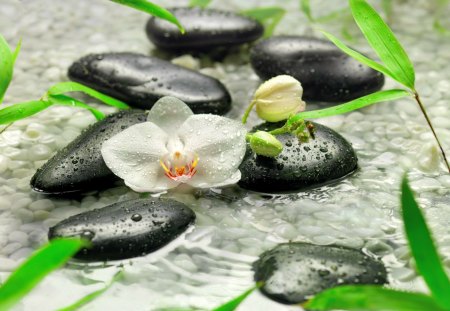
[[0, 34, 21, 104], [401, 175, 450, 310], [47, 81, 129, 109], [212, 284, 261, 311], [304, 285, 448, 311], [0, 238, 87, 311], [349, 0, 415, 89], [109, 0, 185, 34], [189, 0, 212, 9], [241, 7, 286, 38], [56, 270, 123, 311]]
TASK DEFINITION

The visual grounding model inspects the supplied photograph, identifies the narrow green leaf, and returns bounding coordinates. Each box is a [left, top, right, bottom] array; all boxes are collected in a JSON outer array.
[[48, 94, 105, 120], [47, 81, 129, 110], [57, 270, 123, 311], [109, 0, 185, 34], [304, 285, 447, 311], [0, 239, 88, 311], [349, 0, 415, 89], [433, 19, 450, 35], [321, 30, 394, 78], [241, 7, 286, 38], [12, 38, 21, 63], [401, 176, 450, 310], [300, 0, 314, 22], [288, 89, 410, 125], [315, 8, 348, 23], [189, 0, 212, 9], [0, 35, 20, 103], [0, 100, 52, 125], [212, 285, 258, 311]]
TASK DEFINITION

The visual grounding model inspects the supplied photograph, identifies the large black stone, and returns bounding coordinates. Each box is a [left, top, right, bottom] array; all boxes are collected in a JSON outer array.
[[30, 110, 147, 195], [238, 122, 357, 192], [253, 243, 387, 304], [49, 198, 196, 260], [250, 36, 385, 102], [68, 53, 231, 114], [146, 7, 264, 51]]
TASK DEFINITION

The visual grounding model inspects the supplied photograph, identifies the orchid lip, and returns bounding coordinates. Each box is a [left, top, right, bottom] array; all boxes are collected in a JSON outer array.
[[160, 150, 199, 182]]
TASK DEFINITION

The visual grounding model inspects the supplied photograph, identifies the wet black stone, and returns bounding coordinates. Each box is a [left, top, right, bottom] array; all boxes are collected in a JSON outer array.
[[253, 243, 387, 304], [49, 198, 196, 260], [68, 53, 231, 114], [145, 7, 264, 51], [250, 36, 385, 102], [30, 110, 147, 195], [238, 122, 357, 192]]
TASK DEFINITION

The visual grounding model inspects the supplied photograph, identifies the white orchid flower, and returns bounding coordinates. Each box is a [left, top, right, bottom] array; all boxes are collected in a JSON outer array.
[[101, 96, 247, 193]]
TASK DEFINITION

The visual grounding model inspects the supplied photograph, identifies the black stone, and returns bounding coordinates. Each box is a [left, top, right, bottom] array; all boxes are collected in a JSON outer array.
[[250, 36, 385, 102], [68, 53, 231, 114], [145, 7, 264, 51], [30, 110, 147, 195], [238, 122, 357, 192], [49, 198, 196, 260], [253, 242, 387, 304]]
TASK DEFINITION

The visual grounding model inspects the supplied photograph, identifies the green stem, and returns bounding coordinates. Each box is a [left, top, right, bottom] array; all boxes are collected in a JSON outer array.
[[245, 133, 253, 141], [268, 124, 290, 135], [242, 99, 256, 124], [414, 91, 450, 173], [0, 123, 13, 134]]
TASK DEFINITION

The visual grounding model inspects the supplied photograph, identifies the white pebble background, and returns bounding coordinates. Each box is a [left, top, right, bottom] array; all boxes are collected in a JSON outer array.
[[0, 0, 449, 310]]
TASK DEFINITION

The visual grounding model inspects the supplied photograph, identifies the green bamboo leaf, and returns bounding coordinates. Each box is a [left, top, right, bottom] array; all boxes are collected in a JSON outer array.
[[288, 89, 410, 125], [212, 285, 258, 311], [47, 81, 129, 110], [0, 239, 88, 311], [300, 0, 314, 22], [321, 30, 394, 79], [401, 176, 450, 310], [109, 0, 185, 34], [0, 100, 52, 125], [304, 285, 447, 311], [241, 7, 286, 38], [315, 8, 348, 23], [48, 94, 105, 120], [57, 270, 123, 311], [189, 0, 212, 8], [349, 0, 415, 89], [0, 35, 21, 103]]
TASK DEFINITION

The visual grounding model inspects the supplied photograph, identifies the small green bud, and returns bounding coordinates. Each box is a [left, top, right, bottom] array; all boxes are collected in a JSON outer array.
[[252, 75, 306, 122], [249, 131, 283, 157]]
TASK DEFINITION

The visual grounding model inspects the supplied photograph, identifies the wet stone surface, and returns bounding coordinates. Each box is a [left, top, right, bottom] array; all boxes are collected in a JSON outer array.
[[68, 53, 231, 114], [253, 242, 388, 304], [238, 122, 358, 192], [48, 198, 196, 260], [146, 7, 264, 51], [250, 36, 385, 102], [30, 110, 147, 195]]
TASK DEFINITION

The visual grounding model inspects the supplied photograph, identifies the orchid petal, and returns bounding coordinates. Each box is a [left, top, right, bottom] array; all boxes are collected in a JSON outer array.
[[179, 115, 247, 186], [147, 96, 193, 133], [101, 122, 172, 192]]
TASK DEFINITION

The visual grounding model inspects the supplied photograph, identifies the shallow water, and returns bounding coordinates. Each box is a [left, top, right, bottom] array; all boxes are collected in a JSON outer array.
[[0, 0, 449, 310]]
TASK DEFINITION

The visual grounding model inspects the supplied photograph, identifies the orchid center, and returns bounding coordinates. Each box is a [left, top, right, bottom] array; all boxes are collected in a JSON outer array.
[[160, 150, 199, 183]]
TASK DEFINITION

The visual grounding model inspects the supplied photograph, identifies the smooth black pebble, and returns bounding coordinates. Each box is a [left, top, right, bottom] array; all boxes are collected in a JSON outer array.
[[68, 52, 231, 114], [146, 7, 264, 51], [30, 110, 147, 195], [250, 36, 385, 102], [253, 242, 387, 304], [48, 198, 196, 260], [238, 122, 357, 192]]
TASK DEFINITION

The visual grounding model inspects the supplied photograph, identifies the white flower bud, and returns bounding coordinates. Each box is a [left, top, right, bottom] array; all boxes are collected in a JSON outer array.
[[249, 131, 283, 157], [253, 75, 306, 122]]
